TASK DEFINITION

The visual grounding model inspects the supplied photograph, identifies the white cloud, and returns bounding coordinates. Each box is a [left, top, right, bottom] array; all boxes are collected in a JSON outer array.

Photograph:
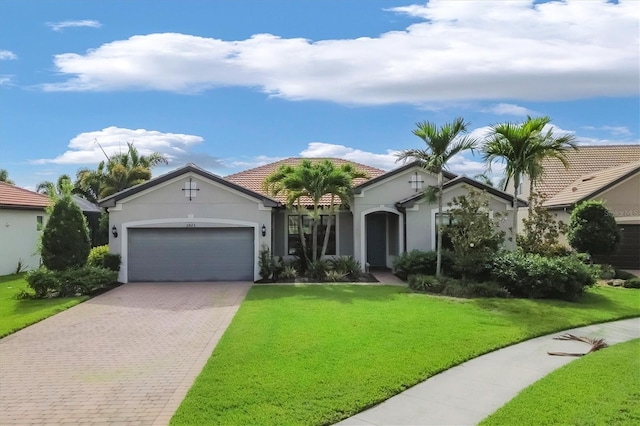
[[39, 1, 639, 104], [582, 125, 632, 137], [0, 50, 17, 60], [300, 142, 399, 170], [31, 126, 206, 165], [484, 103, 536, 117], [47, 20, 102, 32], [0, 75, 14, 86]]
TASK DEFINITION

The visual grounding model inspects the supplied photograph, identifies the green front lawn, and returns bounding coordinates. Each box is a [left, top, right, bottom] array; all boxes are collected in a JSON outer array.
[[0, 274, 88, 338], [481, 338, 640, 426], [171, 285, 640, 426]]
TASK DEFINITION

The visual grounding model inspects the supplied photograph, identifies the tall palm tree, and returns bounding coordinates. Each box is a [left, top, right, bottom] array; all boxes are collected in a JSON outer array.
[[397, 117, 479, 277], [75, 142, 168, 200], [0, 169, 14, 185], [264, 159, 367, 264], [483, 116, 577, 239]]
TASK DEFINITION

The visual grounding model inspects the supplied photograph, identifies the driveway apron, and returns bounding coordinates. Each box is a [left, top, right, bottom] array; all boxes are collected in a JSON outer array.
[[0, 282, 251, 426]]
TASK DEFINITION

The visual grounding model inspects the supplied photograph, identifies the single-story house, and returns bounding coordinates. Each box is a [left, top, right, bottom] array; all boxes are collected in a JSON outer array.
[[99, 158, 524, 283], [514, 145, 640, 269], [0, 182, 49, 275]]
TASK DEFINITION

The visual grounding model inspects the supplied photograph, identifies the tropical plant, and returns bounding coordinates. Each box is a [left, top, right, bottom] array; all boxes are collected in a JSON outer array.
[[482, 116, 577, 239], [263, 159, 367, 265], [567, 200, 621, 262], [36, 174, 74, 203], [40, 194, 91, 271], [396, 117, 479, 276], [473, 173, 494, 187], [0, 169, 14, 184], [75, 142, 168, 200]]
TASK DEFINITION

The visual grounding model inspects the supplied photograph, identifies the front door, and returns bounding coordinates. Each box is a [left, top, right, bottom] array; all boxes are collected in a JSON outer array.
[[366, 213, 387, 267]]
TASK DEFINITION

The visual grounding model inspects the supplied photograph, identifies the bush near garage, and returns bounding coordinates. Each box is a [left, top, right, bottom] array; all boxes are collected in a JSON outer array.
[[27, 266, 118, 298], [491, 252, 597, 301], [87, 245, 109, 267]]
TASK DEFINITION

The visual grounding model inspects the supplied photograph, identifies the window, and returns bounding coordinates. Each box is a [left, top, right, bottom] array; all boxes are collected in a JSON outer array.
[[287, 215, 336, 255], [36, 215, 44, 231]]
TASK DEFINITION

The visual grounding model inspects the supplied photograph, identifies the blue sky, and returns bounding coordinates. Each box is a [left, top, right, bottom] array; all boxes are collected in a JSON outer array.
[[1, 0, 638, 191]]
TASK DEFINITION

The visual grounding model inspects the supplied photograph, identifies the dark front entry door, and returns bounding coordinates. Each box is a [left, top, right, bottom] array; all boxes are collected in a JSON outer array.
[[366, 213, 387, 267]]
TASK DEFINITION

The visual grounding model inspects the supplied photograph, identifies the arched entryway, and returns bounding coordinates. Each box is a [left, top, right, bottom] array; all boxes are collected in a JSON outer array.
[[362, 209, 403, 270]]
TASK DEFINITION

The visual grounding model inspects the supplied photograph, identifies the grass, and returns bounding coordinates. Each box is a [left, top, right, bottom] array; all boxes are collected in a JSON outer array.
[[0, 273, 88, 338], [481, 338, 640, 426], [171, 284, 640, 426]]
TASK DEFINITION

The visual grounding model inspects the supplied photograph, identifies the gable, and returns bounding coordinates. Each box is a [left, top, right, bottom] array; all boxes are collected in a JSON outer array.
[[99, 163, 279, 208]]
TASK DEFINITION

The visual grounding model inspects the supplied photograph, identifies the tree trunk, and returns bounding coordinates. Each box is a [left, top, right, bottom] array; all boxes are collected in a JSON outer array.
[[321, 195, 335, 258], [436, 171, 443, 277], [512, 174, 520, 242], [312, 202, 319, 262], [296, 203, 310, 266]]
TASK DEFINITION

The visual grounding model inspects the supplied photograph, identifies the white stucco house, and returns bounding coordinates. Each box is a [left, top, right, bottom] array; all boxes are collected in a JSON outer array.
[[0, 182, 49, 275], [99, 158, 524, 283]]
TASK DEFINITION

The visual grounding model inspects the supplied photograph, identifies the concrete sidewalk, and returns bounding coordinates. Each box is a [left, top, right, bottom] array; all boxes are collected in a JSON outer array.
[[336, 317, 640, 426]]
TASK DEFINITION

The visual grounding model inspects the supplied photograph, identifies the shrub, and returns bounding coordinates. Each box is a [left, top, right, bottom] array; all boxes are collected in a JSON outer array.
[[441, 281, 509, 299], [87, 245, 109, 267], [326, 270, 347, 282], [280, 265, 297, 280], [444, 189, 506, 280], [567, 200, 621, 262], [307, 260, 329, 281], [27, 266, 117, 298], [597, 264, 616, 280], [329, 256, 362, 280], [102, 253, 121, 272], [41, 195, 91, 271], [517, 192, 569, 256], [615, 270, 636, 280], [408, 274, 447, 293], [491, 252, 597, 301], [258, 245, 283, 281], [393, 250, 454, 280], [623, 278, 640, 289]]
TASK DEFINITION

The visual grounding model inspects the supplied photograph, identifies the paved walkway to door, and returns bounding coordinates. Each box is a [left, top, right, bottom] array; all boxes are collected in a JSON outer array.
[[0, 282, 251, 426]]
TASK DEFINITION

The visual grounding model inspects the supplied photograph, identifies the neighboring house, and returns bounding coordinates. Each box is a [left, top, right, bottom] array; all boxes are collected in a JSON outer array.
[[100, 158, 522, 283], [514, 145, 640, 269], [0, 182, 49, 275]]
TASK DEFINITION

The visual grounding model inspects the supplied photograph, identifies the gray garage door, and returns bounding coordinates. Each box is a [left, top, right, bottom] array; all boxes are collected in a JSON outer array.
[[128, 227, 254, 282], [598, 224, 640, 270]]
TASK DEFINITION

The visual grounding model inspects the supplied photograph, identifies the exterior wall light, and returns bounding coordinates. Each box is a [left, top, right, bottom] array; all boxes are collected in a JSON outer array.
[[261, 224, 267, 237], [112, 225, 118, 238]]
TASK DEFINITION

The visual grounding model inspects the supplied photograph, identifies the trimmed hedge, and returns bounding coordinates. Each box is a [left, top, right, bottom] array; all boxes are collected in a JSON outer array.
[[491, 252, 597, 301], [27, 266, 118, 298], [87, 245, 109, 267]]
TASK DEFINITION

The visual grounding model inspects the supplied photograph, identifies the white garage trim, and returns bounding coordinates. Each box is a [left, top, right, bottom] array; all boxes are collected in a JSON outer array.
[[116, 218, 262, 283]]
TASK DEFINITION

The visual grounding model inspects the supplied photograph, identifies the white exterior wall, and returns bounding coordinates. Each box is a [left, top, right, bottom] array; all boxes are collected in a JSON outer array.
[[0, 209, 46, 275], [108, 172, 272, 282], [353, 167, 438, 268]]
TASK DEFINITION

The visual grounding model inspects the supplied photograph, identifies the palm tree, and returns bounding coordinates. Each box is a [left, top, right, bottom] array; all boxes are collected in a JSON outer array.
[[36, 174, 73, 200], [483, 116, 577, 239], [397, 117, 479, 277], [473, 173, 494, 187], [0, 169, 14, 185], [75, 142, 168, 200], [264, 159, 367, 264]]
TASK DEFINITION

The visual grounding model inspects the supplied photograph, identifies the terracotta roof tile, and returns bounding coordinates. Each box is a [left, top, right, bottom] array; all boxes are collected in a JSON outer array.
[[225, 158, 386, 206], [0, 182, 50, 209], [544, 161, 640, 207], [536, 145, 640, 198]]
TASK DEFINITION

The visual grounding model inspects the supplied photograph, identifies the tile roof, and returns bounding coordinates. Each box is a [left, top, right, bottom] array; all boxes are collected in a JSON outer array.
[[225, 158, 386, 205], [0, 181, 50, 209], [544, 161, 640, 208], [535, 145, 640, 198]]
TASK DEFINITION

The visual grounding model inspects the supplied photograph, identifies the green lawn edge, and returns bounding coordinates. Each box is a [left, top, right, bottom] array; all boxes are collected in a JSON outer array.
[[481, 338, 640, 426], [0, 274, 88, 338], [170, 284, 640, 426]]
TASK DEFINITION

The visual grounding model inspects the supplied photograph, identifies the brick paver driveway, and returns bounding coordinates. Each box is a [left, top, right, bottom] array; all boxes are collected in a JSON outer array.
[[0, 282, 251, 425]]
